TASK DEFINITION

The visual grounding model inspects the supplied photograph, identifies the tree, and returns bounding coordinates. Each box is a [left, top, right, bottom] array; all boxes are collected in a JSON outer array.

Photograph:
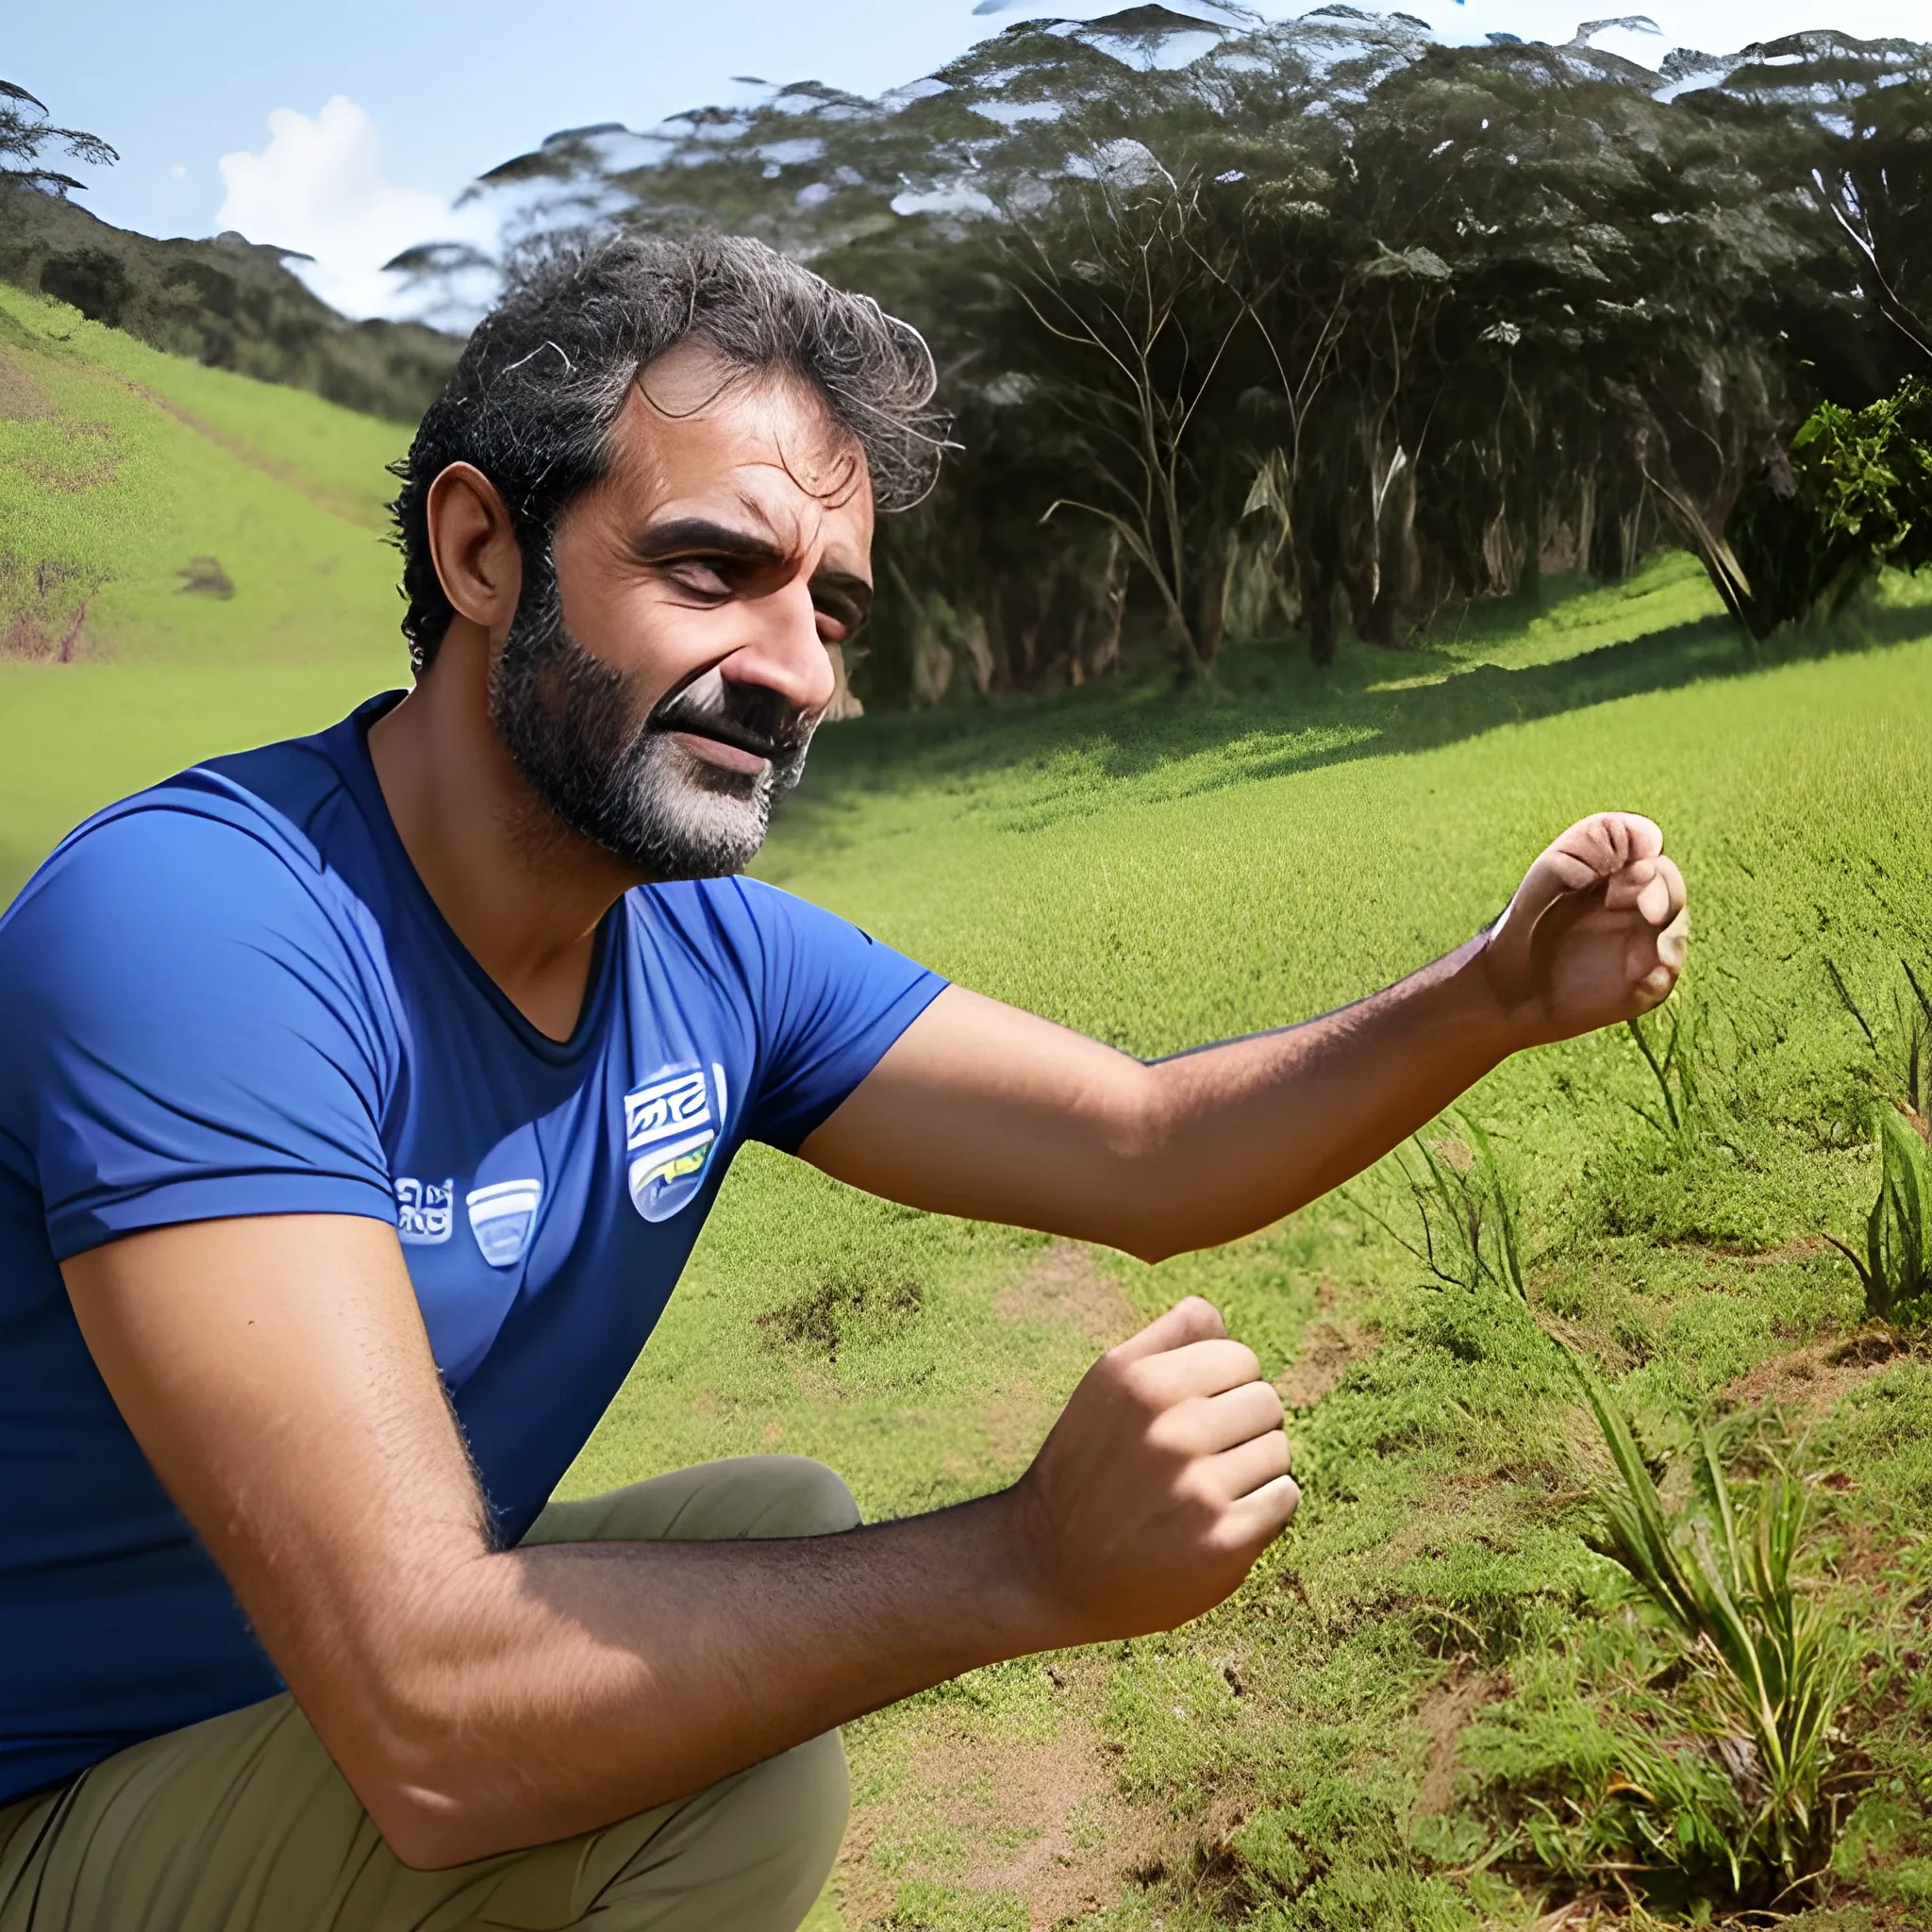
[[395, 9, 1932, 697], [0, 82, 117, 197]]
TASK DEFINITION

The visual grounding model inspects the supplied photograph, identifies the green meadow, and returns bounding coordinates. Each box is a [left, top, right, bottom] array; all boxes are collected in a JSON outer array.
[[0, 282, 409, 897], [7, 291, 1932, 1929]]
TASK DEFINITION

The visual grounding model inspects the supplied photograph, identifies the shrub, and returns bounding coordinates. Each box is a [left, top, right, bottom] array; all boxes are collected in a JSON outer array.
[[1727, 376, 1932, 640]]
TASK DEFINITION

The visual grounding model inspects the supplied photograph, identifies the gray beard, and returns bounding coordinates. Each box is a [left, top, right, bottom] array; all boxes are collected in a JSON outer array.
[[489, 561, 812, 881]]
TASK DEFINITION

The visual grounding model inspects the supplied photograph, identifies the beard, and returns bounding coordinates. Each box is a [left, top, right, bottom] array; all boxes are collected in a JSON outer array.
[[488, 555, 816, 881]]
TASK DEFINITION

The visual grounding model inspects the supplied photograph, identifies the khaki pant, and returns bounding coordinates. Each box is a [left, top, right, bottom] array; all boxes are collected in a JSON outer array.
[[0, 1457, 859, 1932]]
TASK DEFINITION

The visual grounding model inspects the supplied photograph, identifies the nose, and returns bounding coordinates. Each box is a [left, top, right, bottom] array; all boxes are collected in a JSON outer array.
[[719, 574, 838, 717]]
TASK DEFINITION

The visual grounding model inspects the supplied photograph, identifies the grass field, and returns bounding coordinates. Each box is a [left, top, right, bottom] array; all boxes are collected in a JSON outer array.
[[0, 281, 412, 898], [7, 300, 1932, 1929], [553, 609, 1932, 1932]]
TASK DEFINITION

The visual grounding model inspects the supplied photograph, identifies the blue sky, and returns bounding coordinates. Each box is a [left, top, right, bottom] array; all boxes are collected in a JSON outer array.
[[12, 0, 1929, 319]]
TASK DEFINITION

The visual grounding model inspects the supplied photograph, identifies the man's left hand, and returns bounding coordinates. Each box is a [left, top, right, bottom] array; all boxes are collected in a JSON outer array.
[[1478, 811, 1689, 1049]]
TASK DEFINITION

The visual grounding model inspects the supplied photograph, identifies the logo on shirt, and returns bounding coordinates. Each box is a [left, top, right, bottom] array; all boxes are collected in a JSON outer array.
[[466, 1177, 544, 1268], [395, 1176, 455, 1245], [624, 1061, 725, 1224]]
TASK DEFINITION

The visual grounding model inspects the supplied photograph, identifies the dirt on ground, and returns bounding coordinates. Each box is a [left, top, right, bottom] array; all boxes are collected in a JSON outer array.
[[1719, 1330, 1905, 1420], [837, 1707, 1161, 1930], [0, 346, 53, 420], [1412, 1664, 1511, 1816], [1273, 1317, 1376, 1411], [993, 1244, 1141, 1349]]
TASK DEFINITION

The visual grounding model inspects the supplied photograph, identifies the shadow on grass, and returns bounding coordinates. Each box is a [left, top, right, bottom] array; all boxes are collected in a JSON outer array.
[[788, 598, 1932, 837]]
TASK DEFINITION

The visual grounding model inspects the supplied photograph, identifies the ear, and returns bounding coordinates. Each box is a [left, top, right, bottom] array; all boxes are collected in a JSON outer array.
[[425, 462, 524, 633]]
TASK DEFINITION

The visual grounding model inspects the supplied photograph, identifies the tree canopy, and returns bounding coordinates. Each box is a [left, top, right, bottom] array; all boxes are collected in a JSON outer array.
[[0, 81, 117, 199], [398, 8, 1932, 699]]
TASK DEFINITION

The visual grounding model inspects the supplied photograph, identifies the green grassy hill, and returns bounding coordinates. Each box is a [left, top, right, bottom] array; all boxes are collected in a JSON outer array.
[[0, 278, 413, 896], [0, 181, 461, 421]]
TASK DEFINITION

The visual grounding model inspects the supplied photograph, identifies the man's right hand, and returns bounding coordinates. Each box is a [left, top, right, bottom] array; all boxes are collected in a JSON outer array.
[[1008, 1297, 1299, 1644]]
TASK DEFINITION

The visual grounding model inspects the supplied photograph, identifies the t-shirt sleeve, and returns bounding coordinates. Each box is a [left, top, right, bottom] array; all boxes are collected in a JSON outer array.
[[0, 806, 400, 1260], [736, 881, 947, 1153]]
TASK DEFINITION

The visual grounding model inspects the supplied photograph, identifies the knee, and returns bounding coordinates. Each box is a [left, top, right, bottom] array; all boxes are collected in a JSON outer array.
[[758, 1729, 851, 1904], [741, 1457, 861, 1539]]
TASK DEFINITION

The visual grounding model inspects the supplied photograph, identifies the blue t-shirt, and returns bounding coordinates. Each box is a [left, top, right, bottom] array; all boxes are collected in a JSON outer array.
[[0, 694, 945, 1804]]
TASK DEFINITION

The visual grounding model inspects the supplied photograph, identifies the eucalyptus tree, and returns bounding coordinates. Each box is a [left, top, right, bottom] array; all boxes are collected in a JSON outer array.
[[400, 9, 1932, 692]]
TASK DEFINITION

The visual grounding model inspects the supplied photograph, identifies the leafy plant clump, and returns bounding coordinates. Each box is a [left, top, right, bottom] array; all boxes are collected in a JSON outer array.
[[1826, 1108, 1932, 1327], [1565, 1373, 1856, 1912], [1729, 376, 1932, 640]]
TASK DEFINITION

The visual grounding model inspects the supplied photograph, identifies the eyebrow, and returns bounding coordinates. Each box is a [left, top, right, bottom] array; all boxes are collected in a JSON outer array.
[[629, 516, 874, 622], [629, 516, 788, 564]]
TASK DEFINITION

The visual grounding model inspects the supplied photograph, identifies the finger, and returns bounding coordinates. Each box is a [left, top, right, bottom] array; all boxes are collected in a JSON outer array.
[[1657, 904, 1690, 973], [1502, 819, 1634, 935], [1222, 1472, 1302, 1548], [1653, 854, 1687, 928], [1201, 1426, 1292, 1502], [1552, 812, 1662, 890], [1159, 1379, 1285, 1456], [1110, 1296, 1225, 1364], [1134, 1337, 1264, 1406], [1631, 906, 1690, 1007], [1604, 811, 1663, 865], [1602, 857, 1657, 913]]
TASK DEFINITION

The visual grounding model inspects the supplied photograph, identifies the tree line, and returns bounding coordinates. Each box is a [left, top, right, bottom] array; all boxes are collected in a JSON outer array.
[[20, 9, 1910, 705]]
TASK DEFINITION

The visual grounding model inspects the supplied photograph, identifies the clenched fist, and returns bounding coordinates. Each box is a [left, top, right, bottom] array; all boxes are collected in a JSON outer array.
[[1479, 812, 1689, 1049], [1004, 1296, 1298, 1645]]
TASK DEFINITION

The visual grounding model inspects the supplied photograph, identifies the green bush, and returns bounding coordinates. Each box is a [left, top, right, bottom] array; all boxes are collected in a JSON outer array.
[[1729, 377, 1932, 640]]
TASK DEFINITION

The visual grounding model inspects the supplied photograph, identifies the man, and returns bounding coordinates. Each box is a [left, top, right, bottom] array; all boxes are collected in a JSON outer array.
[[0, 233, 1687, 1931]]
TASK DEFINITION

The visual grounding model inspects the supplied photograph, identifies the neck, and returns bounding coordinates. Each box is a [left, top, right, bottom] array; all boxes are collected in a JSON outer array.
[[367, 620, 641, 1041]]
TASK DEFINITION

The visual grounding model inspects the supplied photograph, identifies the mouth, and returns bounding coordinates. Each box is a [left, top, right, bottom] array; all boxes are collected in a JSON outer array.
[[647, 683, 807, 781], [663, 727, 773, 777]]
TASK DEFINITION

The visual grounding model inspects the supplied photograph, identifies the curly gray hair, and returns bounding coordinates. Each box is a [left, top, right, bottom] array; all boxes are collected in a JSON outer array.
[[391, 231, 946, 671]]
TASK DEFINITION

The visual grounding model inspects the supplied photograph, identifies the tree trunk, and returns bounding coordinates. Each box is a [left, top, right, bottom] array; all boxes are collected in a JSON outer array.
[[1363, 456, 1418, 646], [1193, 536, 1230, 668]]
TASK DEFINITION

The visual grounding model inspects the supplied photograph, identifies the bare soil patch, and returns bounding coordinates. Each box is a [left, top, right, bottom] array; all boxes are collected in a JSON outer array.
[[1413, 1665, 1510, 1816], [1274, 1318, 1376, 1411], [839, 1711, 1158, 1930], [1718, 1331, 1906, 1420], [0, 347, 54, 420], [994, 1244, 1139, 1349]]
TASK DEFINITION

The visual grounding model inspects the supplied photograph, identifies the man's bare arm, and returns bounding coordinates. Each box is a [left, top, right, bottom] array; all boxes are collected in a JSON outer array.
[[62, 1217, 1295, 1870], [802, 812, 1689, 1259]]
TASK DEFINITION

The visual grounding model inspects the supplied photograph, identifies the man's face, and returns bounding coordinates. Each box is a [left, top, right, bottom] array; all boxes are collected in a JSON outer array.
[[489, 341, 874, 880]]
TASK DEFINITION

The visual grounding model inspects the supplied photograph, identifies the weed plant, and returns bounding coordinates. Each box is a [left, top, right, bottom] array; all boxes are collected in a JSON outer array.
[[1382, 1117, 1861, 1915], [1624, 1003, 1717, 1152], [1827, 956, 1932, 1135], [1370, 1114, 1526, 1301], [1827, 1108, 1932, 1326], [1567, 1371, 1854, 1910]]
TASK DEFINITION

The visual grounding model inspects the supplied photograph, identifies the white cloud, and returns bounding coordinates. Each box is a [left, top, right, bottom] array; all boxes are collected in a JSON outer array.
[[217, 96, 493, 322]]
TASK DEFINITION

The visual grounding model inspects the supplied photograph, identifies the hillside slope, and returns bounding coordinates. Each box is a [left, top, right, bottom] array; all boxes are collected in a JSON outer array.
[[0, 183, 461, 422], [0, 280, 414, 897]]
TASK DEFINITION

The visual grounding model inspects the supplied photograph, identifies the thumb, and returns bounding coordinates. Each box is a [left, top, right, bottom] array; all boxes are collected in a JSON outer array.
[[1496, 813, 1662, 941], [1109, 1296, 1227, 1363]]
